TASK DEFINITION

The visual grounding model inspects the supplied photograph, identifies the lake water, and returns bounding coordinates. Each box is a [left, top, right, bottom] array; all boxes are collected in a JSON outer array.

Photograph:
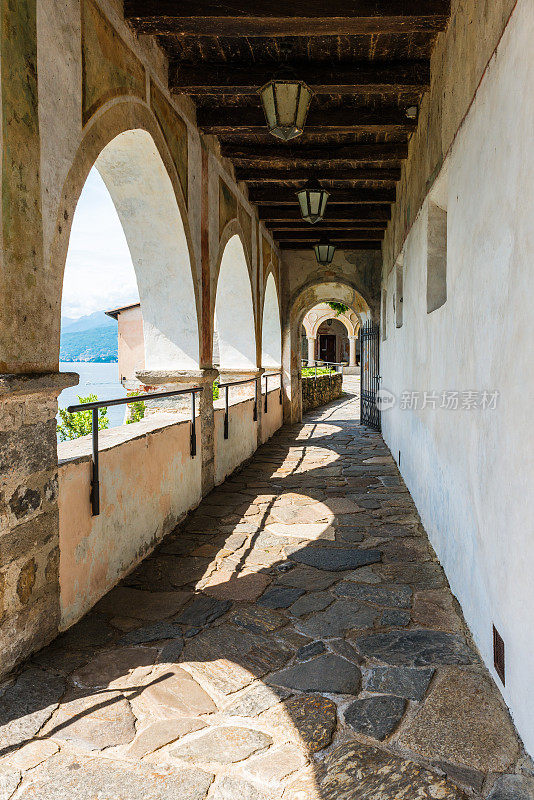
[[58, 362, 127, 430]]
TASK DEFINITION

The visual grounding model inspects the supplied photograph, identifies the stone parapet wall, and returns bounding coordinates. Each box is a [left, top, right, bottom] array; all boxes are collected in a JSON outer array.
[[302, 373, 343, 413], [58, 414, 202, 629]]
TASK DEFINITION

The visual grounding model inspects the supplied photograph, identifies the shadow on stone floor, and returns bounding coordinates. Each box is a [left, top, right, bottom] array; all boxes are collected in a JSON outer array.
[[0, 391, 531, 800]]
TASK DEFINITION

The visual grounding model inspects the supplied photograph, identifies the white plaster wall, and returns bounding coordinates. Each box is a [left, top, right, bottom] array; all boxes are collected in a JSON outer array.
[[380, 0, 534, 755], [58, 415, 201, 628], [215, 235, 257, 369], [261, 389, 284, 444], [214, 400, 257, 485], [261, 273, 282, 367], [96, 130, 200, 370]]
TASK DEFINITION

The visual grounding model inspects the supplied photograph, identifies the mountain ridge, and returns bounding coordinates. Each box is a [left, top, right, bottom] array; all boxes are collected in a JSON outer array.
[[60, 310, 119, 362]]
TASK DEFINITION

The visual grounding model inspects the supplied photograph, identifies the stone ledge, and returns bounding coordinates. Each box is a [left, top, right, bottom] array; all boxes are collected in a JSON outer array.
[[0, 371, 79, 397], [57, 412, 190, 466], [136, 368, 218, 386]]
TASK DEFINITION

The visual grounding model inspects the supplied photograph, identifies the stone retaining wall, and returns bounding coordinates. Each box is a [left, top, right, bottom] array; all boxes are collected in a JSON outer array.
[[302, 373, 343, 413]]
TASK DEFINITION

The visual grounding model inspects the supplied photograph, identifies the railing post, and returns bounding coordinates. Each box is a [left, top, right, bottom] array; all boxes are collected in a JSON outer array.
[[279, 374, 283, 405], [253, 377, 258, 421], [264, 375, 268, 413], [91, 408, 100, 516], [190, 390, 197, 457], [224, 385, 229, 439]]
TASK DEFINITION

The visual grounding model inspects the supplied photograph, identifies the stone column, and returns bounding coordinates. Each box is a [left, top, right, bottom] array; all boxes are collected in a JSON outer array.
[[349, 336, 358, 367], [307, 337, 316, 367], [137, 368, 218, 497], [0, 371, 78, 678]]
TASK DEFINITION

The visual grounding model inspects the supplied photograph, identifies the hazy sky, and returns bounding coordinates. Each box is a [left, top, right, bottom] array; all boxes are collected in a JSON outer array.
[[61, 168, 140, 320]]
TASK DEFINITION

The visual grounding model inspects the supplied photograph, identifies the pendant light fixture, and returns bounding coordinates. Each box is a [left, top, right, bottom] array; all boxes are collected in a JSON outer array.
[[314, 239, 336, 266], [259, 74, 313, 141], [296, 179, 330, 224]]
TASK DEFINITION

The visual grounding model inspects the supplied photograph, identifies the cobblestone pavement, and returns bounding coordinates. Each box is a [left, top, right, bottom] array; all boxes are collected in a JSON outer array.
[[1, 385, 532, 800]]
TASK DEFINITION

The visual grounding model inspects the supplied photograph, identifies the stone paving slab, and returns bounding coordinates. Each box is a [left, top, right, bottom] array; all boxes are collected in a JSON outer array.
[[0, 388, 528, 800], [15, 754, 214, 800]]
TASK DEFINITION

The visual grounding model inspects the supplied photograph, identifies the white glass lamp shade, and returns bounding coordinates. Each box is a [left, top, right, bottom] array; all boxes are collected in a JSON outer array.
[[296, 179, 329, 224], [259, 79, 313, 141], [314, 241, 336, 266]]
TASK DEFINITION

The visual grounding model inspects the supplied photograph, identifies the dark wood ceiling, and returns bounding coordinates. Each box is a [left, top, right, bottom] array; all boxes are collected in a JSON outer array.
[[125, 1, 451, 251]]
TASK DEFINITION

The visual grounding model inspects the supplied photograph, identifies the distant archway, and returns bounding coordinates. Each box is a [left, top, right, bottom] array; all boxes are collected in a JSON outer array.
[[284, 280, 371, 422], [261, 272, 282, 368], [213, 235, 256, 370]]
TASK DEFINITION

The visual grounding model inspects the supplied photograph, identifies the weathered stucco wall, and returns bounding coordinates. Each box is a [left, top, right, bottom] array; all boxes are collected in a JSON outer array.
[[58, 414, 201, 628], [214, 400, 258, 486], [382, 0, 518, 272], [302, 373, 343, 414], [261, 388, 283, 445], [380, 0, 534, 756]]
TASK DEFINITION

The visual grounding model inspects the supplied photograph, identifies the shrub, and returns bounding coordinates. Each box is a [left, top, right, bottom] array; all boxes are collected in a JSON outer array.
[[126, 390, 145, 424], [57, 394, 109, 441]]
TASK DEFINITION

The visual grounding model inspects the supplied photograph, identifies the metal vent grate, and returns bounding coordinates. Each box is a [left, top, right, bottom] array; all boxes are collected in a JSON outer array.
[[493, 625, 505, 685]]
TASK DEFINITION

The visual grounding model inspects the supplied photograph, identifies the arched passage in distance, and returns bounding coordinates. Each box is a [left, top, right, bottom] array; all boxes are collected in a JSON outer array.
[[301, 303, 361, 367], [284, 280, 371, 423]]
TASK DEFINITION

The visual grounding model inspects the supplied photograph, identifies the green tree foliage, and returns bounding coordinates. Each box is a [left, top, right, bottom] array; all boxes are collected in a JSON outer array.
[[213, 381, 219, 400], [57, 394, 109, 441], [126, 390, 145, 424], [302, 367, 330, 377], [326, 301, 349, 316]]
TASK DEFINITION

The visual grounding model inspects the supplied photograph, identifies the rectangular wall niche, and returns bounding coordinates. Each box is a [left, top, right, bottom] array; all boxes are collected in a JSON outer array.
[[396, 259, 404, 328], [426, 201, 447, 313]]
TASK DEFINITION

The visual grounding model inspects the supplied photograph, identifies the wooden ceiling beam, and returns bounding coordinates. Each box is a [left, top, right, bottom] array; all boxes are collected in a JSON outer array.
[[170, 61, 430, 96], [260, 204, 390, 221], [224, 142, 408, 165], [274, 230, 384, 241], [269, 222, 387, 231], [279, 241, 382, 250], [198, 106, 416, 135], [125, 1, 450, 36], [248, 187, 395, 204], [235, 167, 401, 183]]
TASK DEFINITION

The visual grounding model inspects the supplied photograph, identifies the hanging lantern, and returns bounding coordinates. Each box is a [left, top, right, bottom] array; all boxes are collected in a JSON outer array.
[[259, 76, 313, 141], [296, 179, 330, 224], [314, 239, 336, 266]]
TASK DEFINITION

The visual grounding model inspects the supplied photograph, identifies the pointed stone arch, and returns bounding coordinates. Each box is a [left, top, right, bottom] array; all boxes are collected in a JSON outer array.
[[213, 233, 257, 371], [50, 100, 200, 372]]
